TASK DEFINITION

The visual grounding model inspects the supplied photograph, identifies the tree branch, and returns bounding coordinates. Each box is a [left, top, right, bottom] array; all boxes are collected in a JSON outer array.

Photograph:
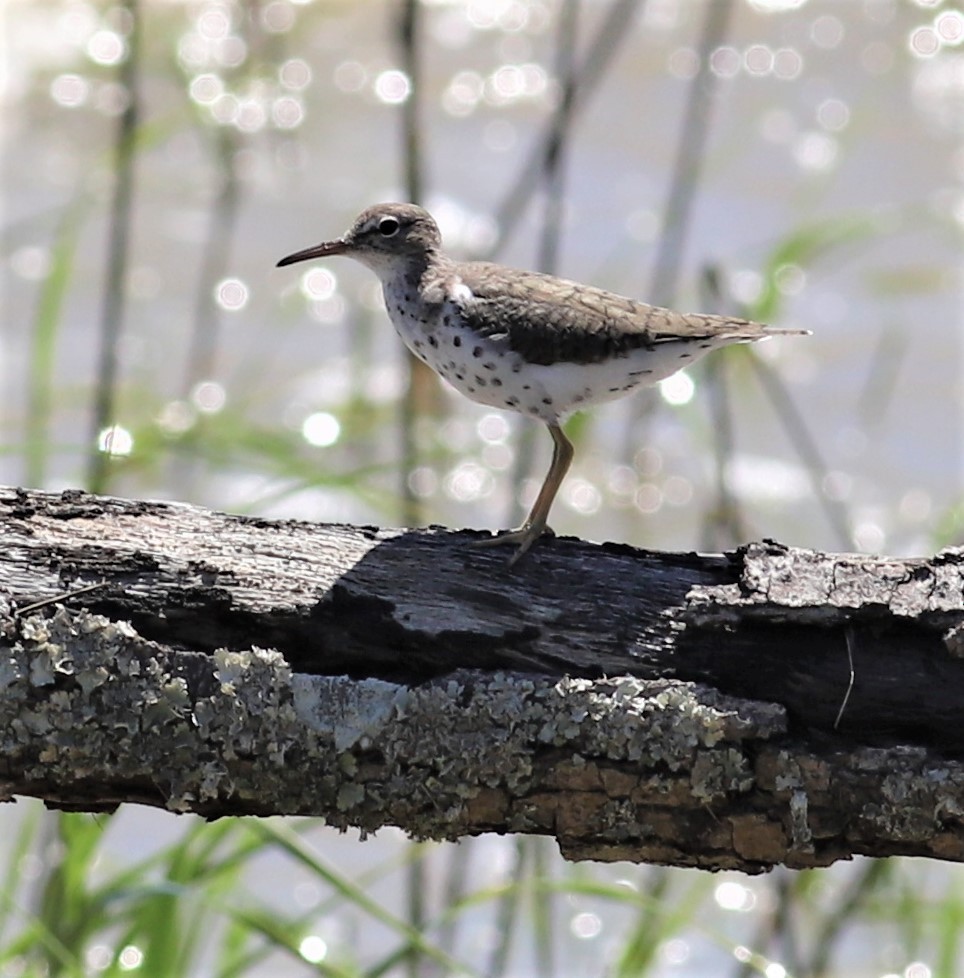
[[2, 486, 963, 871]]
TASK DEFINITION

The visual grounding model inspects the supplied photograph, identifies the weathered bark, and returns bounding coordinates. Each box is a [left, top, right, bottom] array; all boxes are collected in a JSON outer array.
[[2, 485, 963, 872]]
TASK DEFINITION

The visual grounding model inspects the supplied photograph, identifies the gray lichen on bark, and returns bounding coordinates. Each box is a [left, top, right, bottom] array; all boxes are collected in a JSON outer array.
[[5, 602, 964, 872], [2, 604, 791, 867]]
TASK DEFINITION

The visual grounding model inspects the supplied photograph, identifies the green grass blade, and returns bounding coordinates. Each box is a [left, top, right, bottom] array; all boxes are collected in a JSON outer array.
[[246, 821, 481, 977], [24, 200, 87, 487]]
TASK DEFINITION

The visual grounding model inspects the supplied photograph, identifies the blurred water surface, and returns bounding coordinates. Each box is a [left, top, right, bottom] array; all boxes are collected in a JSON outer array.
[[4, 0, 961, 554]]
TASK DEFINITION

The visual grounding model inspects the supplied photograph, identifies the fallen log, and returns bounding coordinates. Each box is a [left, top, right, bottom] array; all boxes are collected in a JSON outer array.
[[2, 485, 963, 871]]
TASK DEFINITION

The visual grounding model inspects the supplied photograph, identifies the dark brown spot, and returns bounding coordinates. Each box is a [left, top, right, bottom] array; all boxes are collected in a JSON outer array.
[[472, 346, 483, 358], [522, 385, 531, 391], [428, 336, 438, 347], [542, 397, 553, 406], [506, 396, 519, 406], [475, 376, 487, 386], [467, 386, 476, 393], [483, 362, 496, 370], [492, 378, 503, 387], [453, 335, 461, 347]]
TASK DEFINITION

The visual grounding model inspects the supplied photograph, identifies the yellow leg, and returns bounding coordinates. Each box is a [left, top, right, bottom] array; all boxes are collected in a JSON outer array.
[[474, 423, 574, 565]]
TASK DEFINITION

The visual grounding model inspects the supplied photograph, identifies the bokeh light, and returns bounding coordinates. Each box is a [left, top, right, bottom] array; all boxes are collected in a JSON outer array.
[[374, 69, 411, 104], [97, 425, 133, 457], [298, 935, 328, 964], [659, 372, 695, 406], [215, 278, 249, 311], [86, 30, 125, 66], [191, 381, 227, 414], [50, 73, 89, 107], [302, 412, 341, 447]]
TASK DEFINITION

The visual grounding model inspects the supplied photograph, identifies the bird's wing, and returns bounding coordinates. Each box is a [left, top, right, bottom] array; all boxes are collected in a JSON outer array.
[[450, 263, 773, 366]]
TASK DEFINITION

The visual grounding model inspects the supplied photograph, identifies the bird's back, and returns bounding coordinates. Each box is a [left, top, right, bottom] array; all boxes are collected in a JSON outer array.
[[441, 260, 801, 367]]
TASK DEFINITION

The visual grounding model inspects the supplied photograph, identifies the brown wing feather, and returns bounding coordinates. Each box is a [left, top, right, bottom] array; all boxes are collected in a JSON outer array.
[[452, 262, 777, 366]]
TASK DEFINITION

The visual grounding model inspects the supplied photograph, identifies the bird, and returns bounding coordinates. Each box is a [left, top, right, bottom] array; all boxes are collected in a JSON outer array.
[[277, 203, 809, 564]]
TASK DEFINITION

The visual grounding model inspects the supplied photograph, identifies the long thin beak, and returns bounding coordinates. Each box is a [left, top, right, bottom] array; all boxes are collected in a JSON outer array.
[[276, 238, 349, 267]]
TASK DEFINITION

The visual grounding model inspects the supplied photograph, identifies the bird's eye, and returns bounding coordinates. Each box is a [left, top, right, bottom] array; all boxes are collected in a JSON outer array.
[[377, 217, 400, 237]]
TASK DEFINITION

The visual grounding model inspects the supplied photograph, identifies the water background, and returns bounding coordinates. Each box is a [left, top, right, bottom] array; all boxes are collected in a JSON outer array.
[[2, 1, 963, 974]]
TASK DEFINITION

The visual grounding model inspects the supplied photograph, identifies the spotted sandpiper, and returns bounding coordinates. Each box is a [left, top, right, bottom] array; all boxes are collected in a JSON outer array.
[[278, 203, 809, 564]]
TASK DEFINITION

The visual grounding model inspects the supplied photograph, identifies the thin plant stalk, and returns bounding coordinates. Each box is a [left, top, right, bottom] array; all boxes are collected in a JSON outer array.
[[396, 6, 434, 973], [733, 870, 802, 978], [23, 201, 85, 488], [433, 842, 473, 968], [699, 265, 747, 548], [396, 0, 433, 529], [181, 125, 239, 400], [398, 7, 436, 978], [485, 839, 526, 978], [746, 352, 853, 549], [406, 840, 428, 978], [647, 0, 735, 308], [535, 0, 580, 277], [530, 837, 554, 978], [399, 0, 424, 210], [486, 0, 641, 260], [87, 0, 141, 494], [700, 351, 747, 549], [506, 0, 580, 527], [805, 861, 891, 977], [612, 866, 671, 976], [856, 323, 907, 431], [168, 124, 240, 499], [621, 0, 734, 474]]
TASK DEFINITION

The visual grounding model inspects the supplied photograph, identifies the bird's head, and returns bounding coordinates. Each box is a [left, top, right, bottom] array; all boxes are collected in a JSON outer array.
[[277, 203, 442, 278]]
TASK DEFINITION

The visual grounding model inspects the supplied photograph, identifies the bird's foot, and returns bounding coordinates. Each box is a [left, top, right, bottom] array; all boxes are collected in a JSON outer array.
[[472, 523, 554, 566]]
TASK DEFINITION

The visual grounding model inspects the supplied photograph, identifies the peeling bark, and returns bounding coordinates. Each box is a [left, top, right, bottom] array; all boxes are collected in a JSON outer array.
[[2, 486, 964, 872]]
